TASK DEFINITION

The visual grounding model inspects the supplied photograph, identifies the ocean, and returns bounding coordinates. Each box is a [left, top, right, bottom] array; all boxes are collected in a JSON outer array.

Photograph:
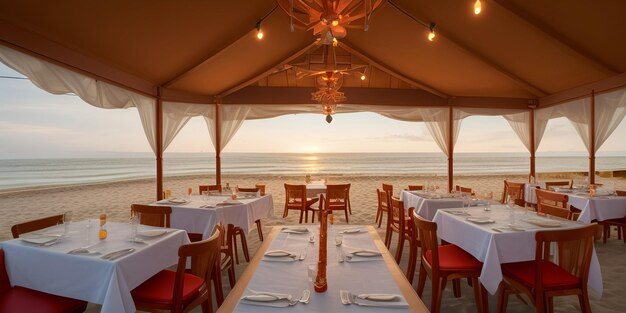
[[0, 152, 625, 191]]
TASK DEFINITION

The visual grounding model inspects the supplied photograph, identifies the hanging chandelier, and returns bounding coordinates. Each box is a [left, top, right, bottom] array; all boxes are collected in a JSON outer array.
[[276, 0, 385, 45], [310, 71, 346, 123]]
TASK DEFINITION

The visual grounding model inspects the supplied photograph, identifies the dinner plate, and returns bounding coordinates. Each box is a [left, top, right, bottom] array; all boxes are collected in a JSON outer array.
[[137, 229, 168, 237], [466, 217, 495, 224], [166, 198, 188, 204], [20, 235, 60, 245], [351, 250, 382, 257], [525, 218, 561, 227], [264, 250, 296, 258]]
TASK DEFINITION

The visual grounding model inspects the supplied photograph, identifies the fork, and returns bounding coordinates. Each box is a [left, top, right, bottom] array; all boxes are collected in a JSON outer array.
[[340, 289, 355, 305]]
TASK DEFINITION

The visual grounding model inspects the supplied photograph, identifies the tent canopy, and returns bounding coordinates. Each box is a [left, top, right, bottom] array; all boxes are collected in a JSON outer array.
[[2, 0, 625, 108]]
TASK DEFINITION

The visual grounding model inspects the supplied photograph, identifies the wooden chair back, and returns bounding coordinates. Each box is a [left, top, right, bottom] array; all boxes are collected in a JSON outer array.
[[616, 190, 626, 196], [171, 227, 221, 312], [408, 185, 424, 191], [503, 180, 525, 206], [131, 204, 171, 227], [382, 183, 393, 197], [534, 224, 597, 296], [255, 183, 266, 196], [11, 214, 64, 238], [536, 189, 570, 219], [412, 213, 440, 271], [389, 196, 406, 232], [199, 184, 222, 194], [377, 188, 390, 210], [284, 183, 307, 209], [545, 180, 572, 190], [455, 185, 473, 194], [236, 187, 260, 196], [326, 184, 350, 206]]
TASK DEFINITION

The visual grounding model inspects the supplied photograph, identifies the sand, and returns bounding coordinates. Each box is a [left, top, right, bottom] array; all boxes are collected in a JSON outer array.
[[1, 173, 625, 312]]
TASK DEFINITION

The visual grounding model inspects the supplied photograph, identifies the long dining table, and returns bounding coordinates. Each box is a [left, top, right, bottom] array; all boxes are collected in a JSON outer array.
[[217, 225, 428, 312], [1, 220, 189, 313], [432, 205, 603, 296], [155, 193, 274, 239]]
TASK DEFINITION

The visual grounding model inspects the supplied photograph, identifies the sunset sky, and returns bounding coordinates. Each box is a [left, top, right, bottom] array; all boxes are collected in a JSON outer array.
[[1, 63, 625, 159]]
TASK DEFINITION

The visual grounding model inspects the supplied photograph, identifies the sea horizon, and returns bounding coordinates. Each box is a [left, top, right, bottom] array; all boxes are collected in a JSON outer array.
[[1, 152, 626, 191]]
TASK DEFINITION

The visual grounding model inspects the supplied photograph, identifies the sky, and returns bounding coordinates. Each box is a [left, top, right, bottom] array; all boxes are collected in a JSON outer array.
[[1, 63, 625, 159]]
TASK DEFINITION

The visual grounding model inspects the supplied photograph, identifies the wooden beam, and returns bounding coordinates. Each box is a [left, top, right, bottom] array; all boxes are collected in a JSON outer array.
[[156, 87, 164, 200], [218, 41, 319, 97], [338, 43, 449, 98], [0, 21, 156, 97], [160, 88, 214, 104], [215, 100, 222, 186], [589, 91, 596, 184], [529, 108, 536, 179], [448, 107, 454, 192], [448, 96, 535, 110], [386, 1, 548, 98], [493, 0, 619, 76], [539, 72, 626, 108]]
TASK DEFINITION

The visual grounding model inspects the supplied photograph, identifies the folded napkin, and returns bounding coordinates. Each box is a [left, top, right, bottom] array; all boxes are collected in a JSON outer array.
[[159, 198, 188, 204], [339, 227, 364, 234], [525, 218, 561, 228], [344, 249, 383, 262], [281, 227, 309, 234], [466, 217, 495, 224], [217, 199, 243, 206], [355, 294, 408, 308], [263, 250, 297, 262], [240, 292, 292, 307]]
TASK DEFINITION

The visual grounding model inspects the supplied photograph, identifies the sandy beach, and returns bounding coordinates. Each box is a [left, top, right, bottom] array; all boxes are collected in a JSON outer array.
[[1, 173, 625, 312]]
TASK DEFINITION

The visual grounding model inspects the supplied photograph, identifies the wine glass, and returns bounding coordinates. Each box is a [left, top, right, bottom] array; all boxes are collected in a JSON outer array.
[[202, 191, 209, 205], [63, 211, 72, 235], [130, 213, 140, 241], [307, 264, 317, 283]]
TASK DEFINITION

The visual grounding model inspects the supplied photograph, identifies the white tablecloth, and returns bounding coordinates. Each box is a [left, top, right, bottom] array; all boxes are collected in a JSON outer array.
[[158, 194, 274, 239], [1, 220, 190, 313], [233, 226, 413, 312], [432, 206, 602, 295], [401, 190, 464, 220], [569, 194, 626, 223], [523, 183, 544, 204], [306, 181, 327, 198]]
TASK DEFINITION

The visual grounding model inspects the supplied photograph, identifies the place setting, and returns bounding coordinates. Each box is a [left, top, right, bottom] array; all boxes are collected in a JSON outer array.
[[340, 289, 408, 308]]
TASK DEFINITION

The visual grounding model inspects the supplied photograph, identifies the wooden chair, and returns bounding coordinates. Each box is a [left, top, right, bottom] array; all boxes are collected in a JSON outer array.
[[535, 189, 571, 220], [254, 183, 266, 196], [0, 248, 88, 313], [227, 223, 249, 265], [283, 183, 319, 223], [131, 204, 171, 227], [211, 224, 235, 306], [497, 224, 597, 313], [376, 188, 390, 228], [413, 214, 486, 313], [408, 185, 424, 191], [382, 183, 394, 198], [11, 214, 64, 238], [199, 184, 222, 194], [502, 180, 526, 207], [598, 189, 626, 243], [545, 180, 572, 190], [131, 226, 221, 313], [455, 185, 473, 195], [406, 207, 421, 284], [236, 186, 264, 241], [386, 197, 414, 264], [324, 183, 351, 223]]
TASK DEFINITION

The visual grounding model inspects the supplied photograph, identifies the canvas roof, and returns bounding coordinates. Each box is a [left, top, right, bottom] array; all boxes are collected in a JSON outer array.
[[1, 0, 626, 109]]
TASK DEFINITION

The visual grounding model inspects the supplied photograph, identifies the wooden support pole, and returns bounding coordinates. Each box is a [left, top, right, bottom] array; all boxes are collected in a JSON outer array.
[[589, 91, 596, 184], [529, 109, 536, 180], [448, 107, 454, 192], [215, 100, 222, 186], [156, 87, 164, 200]]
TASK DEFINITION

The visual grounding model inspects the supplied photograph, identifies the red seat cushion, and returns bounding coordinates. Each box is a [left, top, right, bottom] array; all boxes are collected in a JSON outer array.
[[131, 269, 205, 304], [0, 286, 87, 313], [502, 260, 581, 291], [425, 244, 483, 271]]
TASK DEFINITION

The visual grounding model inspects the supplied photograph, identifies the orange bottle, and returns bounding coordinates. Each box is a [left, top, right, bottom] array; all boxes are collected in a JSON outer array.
[[99, 213, 107, 240]]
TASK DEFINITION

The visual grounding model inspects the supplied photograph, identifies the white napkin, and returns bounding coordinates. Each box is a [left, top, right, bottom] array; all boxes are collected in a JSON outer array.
[[263, 250, 296, 262], [354, 294, 408, 308], [281, 227, 309, 234], [240, 292, 292, 307], [339, 227, 363, 234]]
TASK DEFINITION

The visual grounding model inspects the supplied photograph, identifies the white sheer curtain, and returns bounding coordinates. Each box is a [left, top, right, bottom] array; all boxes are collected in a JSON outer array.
[[502, 111, 532, 151], [161, 102, 214, 152], [0, 45, 158, 152], [205, 105, 251, 152], [595, 88, 626, 152], [553, 98, 593, 152], [421, 108, 460, 157]]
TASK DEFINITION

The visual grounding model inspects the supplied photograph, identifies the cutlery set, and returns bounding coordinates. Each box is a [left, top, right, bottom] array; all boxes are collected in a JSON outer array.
[[340, 289, 408, 307]]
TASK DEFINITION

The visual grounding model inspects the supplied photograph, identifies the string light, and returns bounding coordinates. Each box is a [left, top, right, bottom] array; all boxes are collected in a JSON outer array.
[[428, 23, 436, 41], [360, 73, 366, 80], [255, 21, 264, 39], [474, 0, 482, 15], [332, 37, 338, 47]]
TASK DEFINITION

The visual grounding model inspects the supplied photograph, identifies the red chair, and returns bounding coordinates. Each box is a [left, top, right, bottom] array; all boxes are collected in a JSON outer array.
[[413, 214, 486, 313], [0, 249, 88, 313], [497, 224, 597, 313], [131, 227, 221, 313]]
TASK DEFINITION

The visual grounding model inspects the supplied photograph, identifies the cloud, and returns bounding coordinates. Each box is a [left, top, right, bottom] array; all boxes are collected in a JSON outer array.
[[383, 133, 432, 142], [0, 121, 72, 134]]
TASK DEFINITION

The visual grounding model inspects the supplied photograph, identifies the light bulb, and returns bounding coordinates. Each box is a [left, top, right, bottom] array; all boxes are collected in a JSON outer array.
[[474, 0, 482, 15], [331, 19, 339, 27], [332, 37, 338, 47], [360, 74, 366, 80], [256, 29, 264, 39], [428, 31, 435, 41]]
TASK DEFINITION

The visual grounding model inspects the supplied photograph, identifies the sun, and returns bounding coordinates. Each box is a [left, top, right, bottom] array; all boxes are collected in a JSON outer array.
[[299, 145, 321, 154]]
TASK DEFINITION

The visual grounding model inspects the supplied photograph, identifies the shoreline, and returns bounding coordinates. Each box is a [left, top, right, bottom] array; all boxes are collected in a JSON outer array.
[[2, 169, 626, 195]]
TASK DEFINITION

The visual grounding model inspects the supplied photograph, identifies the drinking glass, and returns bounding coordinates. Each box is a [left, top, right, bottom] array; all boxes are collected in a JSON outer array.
[[335, 234, 343, 246], [202, 191, 209, 204], [85, 219, 93, 245], [130, 213, 140, 241], [307, 264, 317, 283], [63, 211, 72, 235]]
